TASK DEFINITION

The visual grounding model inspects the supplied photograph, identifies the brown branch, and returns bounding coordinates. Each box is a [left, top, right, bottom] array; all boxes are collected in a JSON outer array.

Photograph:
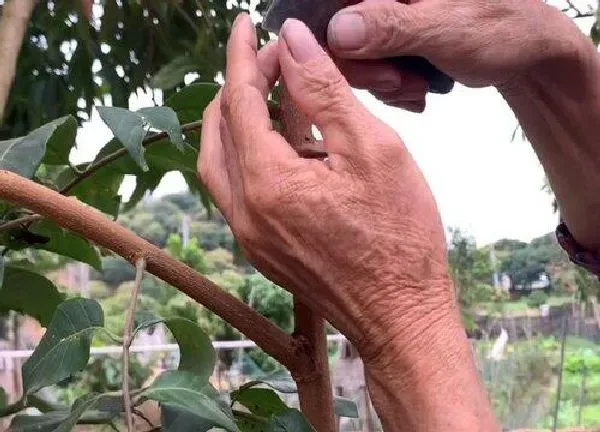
[[0, 170, 305, 372], [123, 258, 145, 432], [0, 214, 44, 232], [279, 85, 335, 431], [0, 0, 38, 123], [292, 300, 336, 432], [60, 120, 204, 194]]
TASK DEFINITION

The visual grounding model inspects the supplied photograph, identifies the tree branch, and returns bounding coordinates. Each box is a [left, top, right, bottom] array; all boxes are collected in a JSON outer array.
[[279, 85, 335, 431], [0, 170, 306, 373], [0, 0, 38, 123], [123, 258, 145, 432], [60, 120, 203, 194]]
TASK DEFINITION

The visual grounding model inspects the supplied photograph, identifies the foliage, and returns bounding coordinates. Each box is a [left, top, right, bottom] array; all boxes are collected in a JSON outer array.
[[526, 290, 549, 308]]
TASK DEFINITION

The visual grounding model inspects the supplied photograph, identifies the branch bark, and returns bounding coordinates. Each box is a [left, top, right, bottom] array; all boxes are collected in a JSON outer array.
[[0, 0, 38, 123], [0, 170, 306, 373], [123, 258, 145, 432], [279, 86, 336, 431]]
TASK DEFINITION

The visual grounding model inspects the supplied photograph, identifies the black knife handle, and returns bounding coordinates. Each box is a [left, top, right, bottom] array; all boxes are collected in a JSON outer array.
[[389, 56, 454, 94]]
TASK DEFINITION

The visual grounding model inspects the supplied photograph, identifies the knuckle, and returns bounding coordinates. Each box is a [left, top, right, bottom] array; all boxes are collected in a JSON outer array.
[[300, 62, 355, 121]]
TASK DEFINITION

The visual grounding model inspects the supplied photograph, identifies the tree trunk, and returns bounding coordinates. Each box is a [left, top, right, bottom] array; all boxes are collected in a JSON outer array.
[[0, 0, 38, 123]]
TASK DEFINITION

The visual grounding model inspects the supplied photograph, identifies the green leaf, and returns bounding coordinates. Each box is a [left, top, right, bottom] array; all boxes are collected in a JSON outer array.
[[51, 393, 108, 432], [42, 116, 78, 166], [333, 397, 359, 418], [166, 83, 220, 125], [97, 107, 147, 171], [592, 21, 600, 46], [0, 255, 4, 287], [270, 409, 316, 432], [56, 164, 123, 219], [138, 106, 185, 151], [151, 56, 199, 91], [239, 371, 298, 394], [232, 388, 287, 418], [162, 405, 216, 432], [166, 318, 216, 380], [134, 316, 216, 381], [142, 370, 239, 432], [0, 266, 64, 326], [0, 116, 74, 179], [123, 169, 164, 212], [0, 386, 6, 410], [22, 298, 104, 394], [9, 411, 67, 432], [236, 412, 271, 432], [28, 221, 102, 270]]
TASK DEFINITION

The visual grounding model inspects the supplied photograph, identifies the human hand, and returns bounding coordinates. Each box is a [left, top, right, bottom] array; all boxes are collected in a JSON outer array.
[[198, 14, 458, 367], [327, 0, 584, 109]]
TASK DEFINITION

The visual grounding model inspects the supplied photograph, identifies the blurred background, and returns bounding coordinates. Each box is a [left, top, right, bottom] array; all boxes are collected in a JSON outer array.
[[1, 0, 600, 431]]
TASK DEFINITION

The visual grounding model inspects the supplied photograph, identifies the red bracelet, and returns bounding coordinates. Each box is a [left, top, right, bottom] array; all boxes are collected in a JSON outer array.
[[556, 221, 600, 276]]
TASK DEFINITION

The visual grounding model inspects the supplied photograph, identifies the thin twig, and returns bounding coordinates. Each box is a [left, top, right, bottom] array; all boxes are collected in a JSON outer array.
[[0, 120, 205, 233], [123, 258, 146, 432], [133, 408, 155, 429], [0, 397, 25, 417], [565, 0, 583, 15], [0, 214, 44, 232], [60, 120, 203, 194]]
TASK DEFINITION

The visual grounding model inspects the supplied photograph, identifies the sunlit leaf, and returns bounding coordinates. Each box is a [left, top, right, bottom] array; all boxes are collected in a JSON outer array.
[[0, 116, 74, 179], [166, 83, 220, 124], [333, 397, 359, 418], [270, 409, 316, 432], [0, 266, 64, 326], [28, 221, 102, 270], [232, 388, 287, 418], [151, 56, 199, 91], [9, 411, 67, 432], [97, 106, 147, 171], [134, 316, 216, 380], [142, 370, 239, 432], [138, 106, 185, 151], [22, 298, 104, 394], [162, 405, 215, 432], [238, 371, 298, 394], [42, 116, 78, 166]]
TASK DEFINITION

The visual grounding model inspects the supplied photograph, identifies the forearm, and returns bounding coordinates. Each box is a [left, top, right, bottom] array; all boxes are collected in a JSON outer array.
[[499, 33, 600, 251], [357, 283, 499, 431]]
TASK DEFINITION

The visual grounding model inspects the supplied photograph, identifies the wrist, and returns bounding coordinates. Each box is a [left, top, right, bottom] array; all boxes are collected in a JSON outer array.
[[353, 277, 459, 373]]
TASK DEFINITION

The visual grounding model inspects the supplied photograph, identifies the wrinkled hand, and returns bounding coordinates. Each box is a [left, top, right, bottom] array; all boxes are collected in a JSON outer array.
[[328, 0, 579, 109], [198, 14, 457, 365]]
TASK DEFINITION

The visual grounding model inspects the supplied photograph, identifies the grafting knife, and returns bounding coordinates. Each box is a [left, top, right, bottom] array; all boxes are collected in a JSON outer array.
[[262, 0, 455, 94]]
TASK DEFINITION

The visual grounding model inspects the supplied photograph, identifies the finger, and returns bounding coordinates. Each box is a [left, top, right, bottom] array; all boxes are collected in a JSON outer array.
[[198, 96, 234, 220], [327, 0, 442, 60], [279, 19, 387, 170], [222, 14, 297, 170]]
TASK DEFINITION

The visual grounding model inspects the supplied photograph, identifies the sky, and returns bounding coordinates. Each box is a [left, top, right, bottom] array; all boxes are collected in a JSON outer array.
[[71, 7, 595, 248]]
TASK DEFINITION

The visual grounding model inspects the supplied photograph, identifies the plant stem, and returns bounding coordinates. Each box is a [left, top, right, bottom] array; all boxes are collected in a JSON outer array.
[[123, 258, 146, 432], [0, 397, 25, 417], [292, 300, 335, 432], [552, 306, 569, 432], [0, 214, 44, 232], [0, 170, 305, 372], [279, 84, 335, 431], [60, 120, 203, 194], [133, 408, 155, 429]]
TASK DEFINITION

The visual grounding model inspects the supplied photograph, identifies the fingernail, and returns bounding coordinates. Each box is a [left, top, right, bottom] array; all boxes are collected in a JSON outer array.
[[328, 13, 366, 50], [281, 18, 324, 63]]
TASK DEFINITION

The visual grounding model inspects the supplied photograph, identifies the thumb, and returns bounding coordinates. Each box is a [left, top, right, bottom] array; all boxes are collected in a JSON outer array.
[[279, 19, 379, 165], [327, 1, 443, 60]]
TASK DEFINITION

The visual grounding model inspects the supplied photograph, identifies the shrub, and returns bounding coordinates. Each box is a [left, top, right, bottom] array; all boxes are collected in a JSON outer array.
[[527, 290, 549, 308]]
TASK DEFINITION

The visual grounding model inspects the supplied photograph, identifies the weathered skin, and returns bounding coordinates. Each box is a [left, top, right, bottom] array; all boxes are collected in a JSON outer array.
[[199, 0, 600, 428]]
